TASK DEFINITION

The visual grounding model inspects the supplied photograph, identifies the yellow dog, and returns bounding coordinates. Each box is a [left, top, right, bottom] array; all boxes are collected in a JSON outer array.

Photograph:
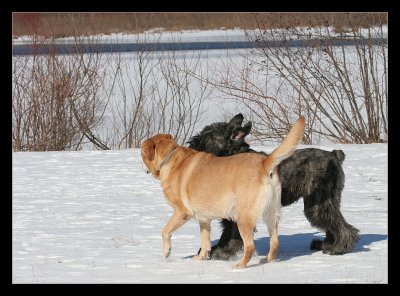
[[141, 117, 305, 268]]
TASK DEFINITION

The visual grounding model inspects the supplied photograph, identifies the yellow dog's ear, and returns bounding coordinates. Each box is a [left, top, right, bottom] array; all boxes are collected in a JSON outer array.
[[141, 139, 155, 162]]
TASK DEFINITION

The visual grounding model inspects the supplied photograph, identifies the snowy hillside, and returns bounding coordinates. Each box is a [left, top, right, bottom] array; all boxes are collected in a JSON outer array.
[[12, 144, 387, 283]]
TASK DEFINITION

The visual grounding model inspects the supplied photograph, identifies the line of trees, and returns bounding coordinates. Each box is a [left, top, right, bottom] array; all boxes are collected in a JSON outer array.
[[13, 12, 387, 38]]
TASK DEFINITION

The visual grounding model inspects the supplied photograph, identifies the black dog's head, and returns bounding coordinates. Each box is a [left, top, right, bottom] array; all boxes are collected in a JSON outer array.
[[187, 114, 252, 156]]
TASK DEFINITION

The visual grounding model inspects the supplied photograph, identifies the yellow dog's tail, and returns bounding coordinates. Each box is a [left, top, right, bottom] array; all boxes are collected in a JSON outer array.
[[263, 116, 305, 173]]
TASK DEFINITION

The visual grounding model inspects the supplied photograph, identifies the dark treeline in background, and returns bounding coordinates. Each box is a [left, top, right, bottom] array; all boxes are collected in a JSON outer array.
[[13, 12, 387, 38]]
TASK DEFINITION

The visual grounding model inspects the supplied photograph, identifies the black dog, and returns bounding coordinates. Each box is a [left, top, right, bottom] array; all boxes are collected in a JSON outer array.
[[188, 114, 359, 260]]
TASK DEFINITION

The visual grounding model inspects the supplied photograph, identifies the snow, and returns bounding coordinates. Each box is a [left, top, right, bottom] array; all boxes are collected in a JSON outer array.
[[12, 28, 248, 44], [13, 25, 387, 44], [12, 25, 388, 283], [12, 143, 388, 283]]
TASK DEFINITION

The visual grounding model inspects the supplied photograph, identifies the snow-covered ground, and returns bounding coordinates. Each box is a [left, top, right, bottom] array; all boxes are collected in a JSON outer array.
[[13, 25, 387, 44], [12, 143, 387, 283]]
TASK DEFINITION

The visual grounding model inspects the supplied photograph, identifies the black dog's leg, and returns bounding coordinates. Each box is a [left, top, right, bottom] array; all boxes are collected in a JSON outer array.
[[198, 219, 237, 258], [310, 230, 334, 251], [214, 219, 235, 249], [321, 218, 359, 255], [304, 189, 359, 255], [281, 188, 301, 207], [209, 220, 244, 260]]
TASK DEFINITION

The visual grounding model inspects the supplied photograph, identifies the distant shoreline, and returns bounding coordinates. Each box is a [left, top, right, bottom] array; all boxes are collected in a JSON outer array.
[[13, 38, 388, 56]]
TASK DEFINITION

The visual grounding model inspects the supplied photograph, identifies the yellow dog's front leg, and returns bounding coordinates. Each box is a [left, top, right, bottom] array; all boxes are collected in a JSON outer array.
[[193, 221, 211, 260], [161, 210, 191, 258]]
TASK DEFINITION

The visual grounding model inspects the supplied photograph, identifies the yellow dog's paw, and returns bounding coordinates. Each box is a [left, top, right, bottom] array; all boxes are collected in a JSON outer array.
[[192, 253, 207, 260], [232, 263, 246, 269], [163, 248, 171, 258], [259, 255, 276, 264]]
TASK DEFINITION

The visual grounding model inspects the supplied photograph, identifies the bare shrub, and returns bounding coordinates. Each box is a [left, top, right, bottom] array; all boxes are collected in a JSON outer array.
[[102, 33, 212, 149], [14, 13, 386, 149], [155, 49, 211, 144], [13, 26, 211, 151], [12, 35, 109, 151], [210, 13, 387, 144]]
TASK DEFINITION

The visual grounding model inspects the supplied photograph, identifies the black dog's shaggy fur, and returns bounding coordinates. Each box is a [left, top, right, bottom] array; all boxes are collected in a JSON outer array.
[[188, 114, 359, 260]]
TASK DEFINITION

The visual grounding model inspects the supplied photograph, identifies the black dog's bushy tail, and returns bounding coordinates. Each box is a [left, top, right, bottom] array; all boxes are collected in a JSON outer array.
[[331, 150, 345, 164]]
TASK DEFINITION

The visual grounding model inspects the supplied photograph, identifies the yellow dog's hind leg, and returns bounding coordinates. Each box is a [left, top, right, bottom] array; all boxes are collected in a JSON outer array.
[[234, 215, 256, 269]]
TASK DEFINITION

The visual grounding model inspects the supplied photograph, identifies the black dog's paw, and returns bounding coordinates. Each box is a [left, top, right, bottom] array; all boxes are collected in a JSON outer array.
[[310, 239, 324, 250], [311, 239, 347, 255], [209, 239, 244, 261], [322, 247, 346, 255], [209, 248, 239, 261], [322, 248, 333, 255], [322, 247, 339, 255]]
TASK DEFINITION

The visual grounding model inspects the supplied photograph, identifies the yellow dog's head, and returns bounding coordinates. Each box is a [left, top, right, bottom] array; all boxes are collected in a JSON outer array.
[[141, 134, 177, 179]]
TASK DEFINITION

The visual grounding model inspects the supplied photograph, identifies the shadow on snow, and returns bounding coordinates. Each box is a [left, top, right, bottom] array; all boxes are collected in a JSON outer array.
[[254, 232, 387, 259], [181, 233, 387, 264]]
